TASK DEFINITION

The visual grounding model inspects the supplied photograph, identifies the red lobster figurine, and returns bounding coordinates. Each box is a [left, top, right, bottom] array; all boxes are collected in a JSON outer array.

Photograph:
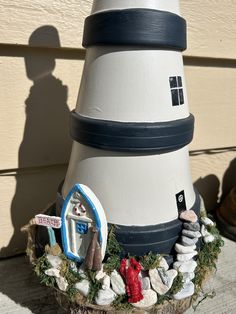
[[120, 258, 143, 303]]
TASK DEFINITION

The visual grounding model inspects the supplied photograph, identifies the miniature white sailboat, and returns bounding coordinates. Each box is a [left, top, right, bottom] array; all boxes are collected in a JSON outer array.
[[61, 183, 108, 263]]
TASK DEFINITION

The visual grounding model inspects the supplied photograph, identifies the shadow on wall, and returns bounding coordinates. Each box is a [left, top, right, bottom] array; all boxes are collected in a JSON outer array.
[[221, 158, 236, 202], [194, 156, 236, 213], [0, 26, 71, 257], [194, 174, 220, 213]]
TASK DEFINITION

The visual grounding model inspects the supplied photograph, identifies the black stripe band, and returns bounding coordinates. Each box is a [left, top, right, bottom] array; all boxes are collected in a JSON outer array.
[[83, 9, 187, 51], [70, 111, 194, 152]]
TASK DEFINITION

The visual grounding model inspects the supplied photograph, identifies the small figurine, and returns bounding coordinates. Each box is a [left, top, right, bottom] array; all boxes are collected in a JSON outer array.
[[120, 258, 143, 303]]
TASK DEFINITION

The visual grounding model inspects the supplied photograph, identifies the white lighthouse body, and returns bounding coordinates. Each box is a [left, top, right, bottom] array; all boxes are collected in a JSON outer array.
[[62, 0, 200, 256]]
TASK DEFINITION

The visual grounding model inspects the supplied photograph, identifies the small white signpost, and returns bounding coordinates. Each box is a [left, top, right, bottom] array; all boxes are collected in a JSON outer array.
[[35, 214, 62, 229], [35, 214, 62, 247]]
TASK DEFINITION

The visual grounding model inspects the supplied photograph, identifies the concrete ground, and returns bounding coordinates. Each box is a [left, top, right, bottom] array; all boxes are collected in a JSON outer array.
[[0, 237, 235, 314]]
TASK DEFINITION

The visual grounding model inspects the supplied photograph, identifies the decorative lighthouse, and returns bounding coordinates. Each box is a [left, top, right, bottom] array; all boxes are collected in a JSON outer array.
[[61, 0, 200, 257], [28, 0, 224, 310]]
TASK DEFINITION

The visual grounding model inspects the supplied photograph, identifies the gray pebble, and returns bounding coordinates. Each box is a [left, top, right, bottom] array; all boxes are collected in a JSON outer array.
[[141, 277, 151, 290], [183, 222, 200, 231], [181, 236, 198, 246], [182, 229, 202, 239]]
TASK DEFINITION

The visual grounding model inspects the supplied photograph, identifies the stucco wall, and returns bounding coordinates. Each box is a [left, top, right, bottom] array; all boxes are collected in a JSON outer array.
[[0, 0, 235, 257]]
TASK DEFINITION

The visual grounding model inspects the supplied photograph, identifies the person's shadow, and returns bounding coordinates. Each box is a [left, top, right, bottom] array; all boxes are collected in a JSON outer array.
[[0, 26, 71, 258]]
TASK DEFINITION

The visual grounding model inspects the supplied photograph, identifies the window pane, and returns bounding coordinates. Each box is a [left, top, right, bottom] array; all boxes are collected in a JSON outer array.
[[177, 76, 182, 87], [178, 88, 184, 105], [171, 89, 179, 106], [169, 76, 177, 88]]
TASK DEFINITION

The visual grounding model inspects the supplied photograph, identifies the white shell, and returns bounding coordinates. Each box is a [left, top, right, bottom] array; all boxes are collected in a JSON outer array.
[[201, 224, 211, 237], [149, 269, 169, 295], [46, 255, 62, 269], [131, 289, 157, 309], [110, 270, 125, 295], [45, 268, 60, 278], [56, 277, 68, 292], [75, 279, 90, 297], [95, 288, 116, 306], [204, 234, 215, 243], [102, 275, 111, 290]]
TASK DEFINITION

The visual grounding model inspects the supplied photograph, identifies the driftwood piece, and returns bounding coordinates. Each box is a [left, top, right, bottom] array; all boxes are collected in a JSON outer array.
[[84, 228, 102, 271]]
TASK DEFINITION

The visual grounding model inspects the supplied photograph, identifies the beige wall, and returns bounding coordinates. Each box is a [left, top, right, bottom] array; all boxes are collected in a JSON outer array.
[[0, 0, 235, 257]]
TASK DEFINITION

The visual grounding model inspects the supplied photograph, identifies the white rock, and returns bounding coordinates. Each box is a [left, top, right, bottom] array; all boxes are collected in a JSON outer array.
[[173, 281, 194, 300], [201, 217, 215, 226], [204, 234, 215, 243], [159, 257, 169, 271], [173, 260, 197, 273], [177, 251, 198, 262], [46, 255, 62, 269], [56, 277, 68, 292], [95, 265, 105, 281], [157, 268, 169, 286], [149, 269, 169, 295], [175, 243, 196, 254], [102, 275, 111, 290], [95, 288, 116, 306], [75, 279, 90, 297], [141, 277, 151, 290], [131, 289, 157, 309], [45, 268, 60, 278], [182, 272, 195, 284], [110, 270, 125, 295], [182, 230, 202, 239], [201, 225, 211, 237], [165, 269, 178, 289]]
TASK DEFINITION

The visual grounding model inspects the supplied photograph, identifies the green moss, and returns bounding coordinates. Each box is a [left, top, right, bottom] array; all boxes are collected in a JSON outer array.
[[106, 225, 123, 256], [67, 285, 78, 299], [104, 255, 121, 275], [169, 272, 184, 295], [34, 254, 56, 288], [103, 225, 123, 274], [86, 270, 102, 302], [140, 252, 161, 270], [59, 256, 83, 285], [113, 294, 133, 311], [193, 226, 224, 293]]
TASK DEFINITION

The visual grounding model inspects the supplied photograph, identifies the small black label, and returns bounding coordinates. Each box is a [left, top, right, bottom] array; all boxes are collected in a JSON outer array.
[[176, 190, 187, 212]]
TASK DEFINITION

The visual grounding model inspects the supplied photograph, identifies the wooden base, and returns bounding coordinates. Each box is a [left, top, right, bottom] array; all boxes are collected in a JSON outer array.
[[55, 289, 192, 314]]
